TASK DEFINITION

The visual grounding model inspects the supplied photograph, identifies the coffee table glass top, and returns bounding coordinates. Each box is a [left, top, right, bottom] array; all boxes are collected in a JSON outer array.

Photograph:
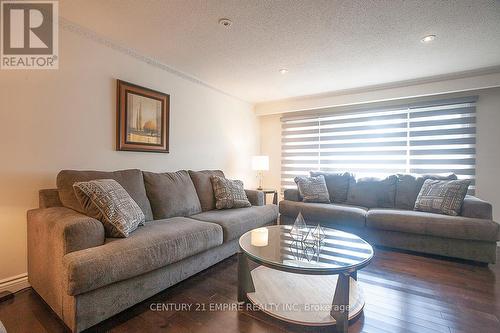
[[239, 225, 374, 274]]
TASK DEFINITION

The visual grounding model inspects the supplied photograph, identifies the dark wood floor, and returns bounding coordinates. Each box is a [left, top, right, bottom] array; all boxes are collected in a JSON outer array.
[[1, 247, 499, 333]]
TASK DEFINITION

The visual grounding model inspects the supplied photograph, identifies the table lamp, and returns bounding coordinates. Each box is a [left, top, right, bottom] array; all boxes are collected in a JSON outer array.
[[252, 155, 269, 190]]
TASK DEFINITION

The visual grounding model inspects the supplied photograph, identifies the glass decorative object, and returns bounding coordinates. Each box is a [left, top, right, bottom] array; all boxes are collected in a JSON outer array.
[[289, 240, 302, 260], [290, 212, 308, 241], [289, 235, 316, 262], [311, 224, 326, 245], [303, 244, 316, 261]]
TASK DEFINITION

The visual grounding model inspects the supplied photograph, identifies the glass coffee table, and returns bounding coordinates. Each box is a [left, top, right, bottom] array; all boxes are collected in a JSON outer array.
[[238, 225, 374, 333]]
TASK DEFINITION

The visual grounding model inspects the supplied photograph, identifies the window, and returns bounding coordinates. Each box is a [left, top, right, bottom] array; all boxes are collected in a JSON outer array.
[[281, 96, 476, 194]]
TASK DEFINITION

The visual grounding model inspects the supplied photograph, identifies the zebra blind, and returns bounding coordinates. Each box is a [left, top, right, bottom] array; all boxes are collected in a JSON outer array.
[[281, 97, 477, 194]]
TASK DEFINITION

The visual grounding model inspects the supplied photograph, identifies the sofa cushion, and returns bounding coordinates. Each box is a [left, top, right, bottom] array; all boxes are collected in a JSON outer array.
[[63, 217, 223, 296], [310, 171, 352, 203], [73, 179, 145, 238], [414, 179, 470, 216], [189, 170, 225, 211], [395, 173, 457, 210], [143, 170, 202, 219], [284, 188, 302, 202], [191, 205, 278, 241], [366, 209, 499, 242], [279, 200, 367, 229], [57, 169, 154, 221], [346, 175, 397, 208], [294, 175, 330, 203]]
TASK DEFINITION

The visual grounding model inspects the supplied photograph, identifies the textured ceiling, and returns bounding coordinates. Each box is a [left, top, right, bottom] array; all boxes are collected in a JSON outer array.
[[60, 0, 500, 103]]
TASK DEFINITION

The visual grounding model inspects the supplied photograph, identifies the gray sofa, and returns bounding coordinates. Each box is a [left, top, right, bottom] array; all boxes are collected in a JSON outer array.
[[280, 173, 499, 264], [27, 169, 278, 332]]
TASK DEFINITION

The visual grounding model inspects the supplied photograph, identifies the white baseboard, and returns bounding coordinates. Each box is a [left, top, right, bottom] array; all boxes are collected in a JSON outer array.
[[0, 273, 30, 294]]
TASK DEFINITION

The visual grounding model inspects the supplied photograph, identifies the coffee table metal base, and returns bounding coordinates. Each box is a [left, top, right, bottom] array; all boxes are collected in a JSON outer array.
[[240, 265, 364, 331]]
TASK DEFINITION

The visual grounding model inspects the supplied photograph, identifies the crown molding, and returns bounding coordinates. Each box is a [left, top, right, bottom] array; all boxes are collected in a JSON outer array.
[[59, 17, 248, 104]]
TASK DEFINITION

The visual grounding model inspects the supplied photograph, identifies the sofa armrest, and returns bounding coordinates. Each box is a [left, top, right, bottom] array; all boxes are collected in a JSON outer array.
[[28, 207, 105, 255], [461, 195, 493, 220], [245, 189, 265, 206], [27, 207, 105, 317], [284, 188, 301, 202]]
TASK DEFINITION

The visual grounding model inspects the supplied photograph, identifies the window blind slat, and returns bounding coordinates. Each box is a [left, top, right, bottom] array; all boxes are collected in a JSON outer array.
[[281, 121, 319, 130], [410, 137, 475, 146], [282, 131, 408, 143], [410, 158, 475, 165], [283, 158, 407, 165], [409, 116, 476, 128], [409, 127, 475, 137], [318, 141, 408, 149], [409, 106, 475, 118], [409, 168, 475, 175], [319, 150, 407, 156], [410, 148, 475, 155], [321, 110, 407, 120]]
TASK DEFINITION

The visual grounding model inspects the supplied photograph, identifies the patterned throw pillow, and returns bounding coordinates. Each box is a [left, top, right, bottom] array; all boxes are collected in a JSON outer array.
[[414, 179, 470, 216], [294, 175, 331, 203], [73, 179, 145, 237], [210, 176, 251, 209]]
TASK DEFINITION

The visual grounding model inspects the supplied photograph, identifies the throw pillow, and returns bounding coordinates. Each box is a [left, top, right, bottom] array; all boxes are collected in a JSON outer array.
[[309, 171, 353, 203], [395, 173, 457, 210], [210, 176, 251, 209], [294, 175, 331, 203], [414, 179, 470, 216], [73, 179, 145, 237]]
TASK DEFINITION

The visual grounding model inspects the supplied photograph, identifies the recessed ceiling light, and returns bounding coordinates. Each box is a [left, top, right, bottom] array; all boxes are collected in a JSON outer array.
[[279, 68, 289, 74], [218, 18, 232, 28], [420, 34, 437, 43]]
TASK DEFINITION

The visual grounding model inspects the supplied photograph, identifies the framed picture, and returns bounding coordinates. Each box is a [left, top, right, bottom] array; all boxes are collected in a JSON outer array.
[[116, 80, 170, 153]]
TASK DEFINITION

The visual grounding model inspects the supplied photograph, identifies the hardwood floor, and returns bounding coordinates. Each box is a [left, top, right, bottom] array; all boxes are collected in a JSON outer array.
[[1, 247, 499, 333]]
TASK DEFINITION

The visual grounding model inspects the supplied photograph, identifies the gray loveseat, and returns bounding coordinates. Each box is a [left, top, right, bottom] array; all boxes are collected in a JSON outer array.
[[27, 169, 278, 332], [280, 172, 499, 264]]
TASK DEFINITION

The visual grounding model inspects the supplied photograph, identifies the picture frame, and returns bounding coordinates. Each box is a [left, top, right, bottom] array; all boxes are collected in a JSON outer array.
[[116, 79, 170, 153]]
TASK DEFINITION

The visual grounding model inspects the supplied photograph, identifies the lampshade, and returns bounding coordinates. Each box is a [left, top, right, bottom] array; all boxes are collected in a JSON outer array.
[[252, 155, 269, 171]]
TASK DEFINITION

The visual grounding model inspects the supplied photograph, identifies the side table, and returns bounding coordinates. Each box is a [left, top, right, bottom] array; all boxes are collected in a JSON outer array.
[[257, 189, 278, 205]]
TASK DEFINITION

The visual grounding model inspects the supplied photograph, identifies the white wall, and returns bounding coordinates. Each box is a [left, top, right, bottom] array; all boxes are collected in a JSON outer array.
[[475, 89, 500, 221], [260, 88, 500, 221], [260, 114, 283, 200], [0, 27, 259, 282]]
